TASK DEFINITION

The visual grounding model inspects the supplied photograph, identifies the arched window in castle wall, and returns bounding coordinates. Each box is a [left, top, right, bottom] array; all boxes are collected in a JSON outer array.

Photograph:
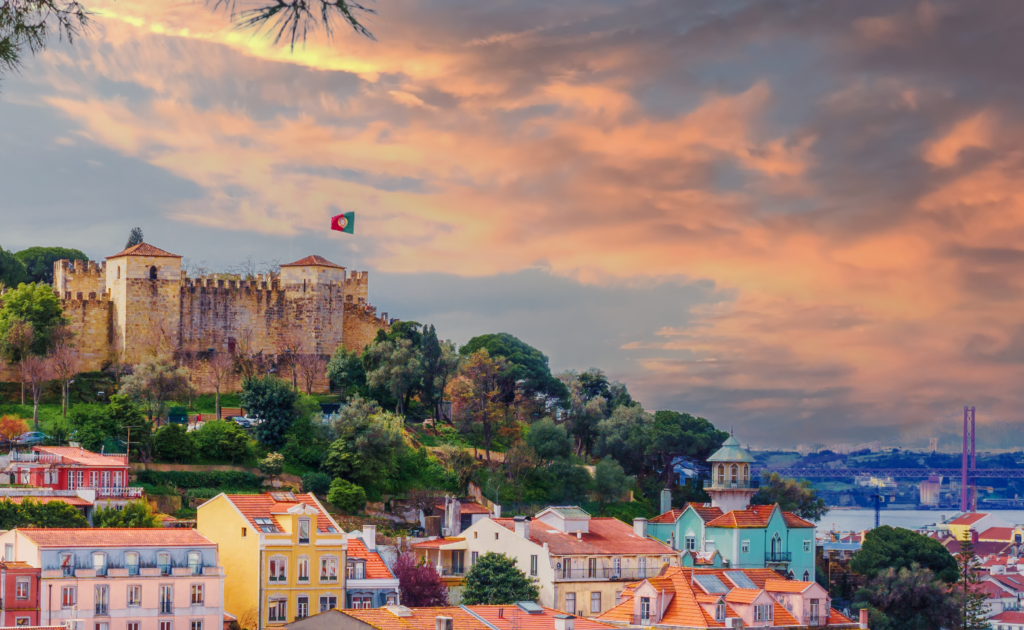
[[149, 266, 158, 280]]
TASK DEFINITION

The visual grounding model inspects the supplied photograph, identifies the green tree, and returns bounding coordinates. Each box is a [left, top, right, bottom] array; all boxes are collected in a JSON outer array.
[[461, 552, 539, 605], [546, 459, 592, 504], [448, 349, 512, 462], [94, 500, 160, 527], [125, 227, 144, 249], [363, 338, 422, 415], [22, 498, 89, 527], [420, 325, 459, 421], [283, 400, 333, 469], [956, 533, 989, 630], [68, 395, 151, 460], [850, 526, 959, 584], [649, 410, 728, 488], [14, 246, 88, 284], [557, 370, 607, 457], [327, 478, 367, 513], [258, 452, 285, 479], [0, 281, 67, 356], [0, 246, 29, 287], [241, 375, 298, 448], [323, 411, 406, 495], [326, 345, 367, 400], [751, 472, 829, 522], [192, 420, 252, 463], [595, 404, 653, 477], [153, 424, 194, 463], [120, 357, 189, 422], [853, 564, 958, 630], [460, 333, 566, 400], [301, 471, 332, 495], [594, 456, 633, 504], [525, 417, 572, 461]]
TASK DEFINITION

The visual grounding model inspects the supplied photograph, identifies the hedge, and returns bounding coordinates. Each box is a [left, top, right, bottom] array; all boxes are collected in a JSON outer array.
[[135, 470, 264, 489]]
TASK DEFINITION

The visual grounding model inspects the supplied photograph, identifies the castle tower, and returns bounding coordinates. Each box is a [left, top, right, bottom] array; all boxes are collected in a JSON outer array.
[[105, 242, 182, 362], [278, 255, 347, 355], [706, 434, 757, 513]]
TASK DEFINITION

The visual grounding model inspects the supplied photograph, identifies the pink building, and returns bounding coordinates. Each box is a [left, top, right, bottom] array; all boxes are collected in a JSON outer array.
[[0, 529, 224, 630], [7, 447, 143, 504], [0, 560, 41, 626]]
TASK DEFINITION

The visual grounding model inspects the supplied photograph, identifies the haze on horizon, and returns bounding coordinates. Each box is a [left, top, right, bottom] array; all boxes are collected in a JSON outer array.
[[2, 0, 1023, 449]]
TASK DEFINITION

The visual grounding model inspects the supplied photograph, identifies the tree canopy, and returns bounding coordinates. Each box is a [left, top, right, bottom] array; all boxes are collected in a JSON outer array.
[[14, 246, 87, 284], [853, 564, 958, 630], [461, 552, 539, 605], [241, 375, 298, 448], [751, 472, 829, 522], [850, 526, 959, 584], [0, 281, 67, 358], [393, 552, 449, 607], [460, 333, 565, 399], [0, 245, 29, 287]]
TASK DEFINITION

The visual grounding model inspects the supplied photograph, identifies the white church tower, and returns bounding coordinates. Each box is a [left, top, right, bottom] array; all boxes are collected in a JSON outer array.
[[706, 434, 758, 513]]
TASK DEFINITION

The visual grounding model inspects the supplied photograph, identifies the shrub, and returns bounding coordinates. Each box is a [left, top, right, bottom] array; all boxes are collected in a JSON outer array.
[[135, 470, 263, 489], [153, 424, 194, 463], [327, 478, 366, 514], [94, 500, 160, 528], [302, 472, 332, 495], [192, 420, 252, 464], [258, 452, 284, 478]]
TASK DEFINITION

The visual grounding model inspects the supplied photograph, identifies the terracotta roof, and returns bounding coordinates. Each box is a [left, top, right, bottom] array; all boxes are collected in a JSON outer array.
[[781, 512, 816, 528], [828, 608, 854, 625], [683, 550, 720, 566], [280, 255, 343, 269], [346, 537, 394, 580], [33, 446, 128, 467], [468, 606, 618, 630], [688, 504, 725, 523], [987, 574, 1024, 592], [221, 493, 340, 534], [973, 581, 1014, 599], [775, 604, 801, 626], [106, 242, 181, 259], [723, 588, 761, 604], [337, 607, 489, 630], [16, 527, 214, 547], [494, 517, 674, 556], [4, 496, 92, 507], [433, 501, 491, 515], [0, 561, 34, 570], [705, 504, 814, 529], [650, 509, 685, 524], [944, 538, 1012, 556], [411, 537, 464, 550], [950, 513, 988, 526], [992, 610, 1024, 623], [764, 579, 813, 594], [980, 526, 1014, 541], [337, 606, 616, 630]]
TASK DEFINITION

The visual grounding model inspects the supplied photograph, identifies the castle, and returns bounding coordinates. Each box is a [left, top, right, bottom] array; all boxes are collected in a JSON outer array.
[[42, 242, 392, 381]]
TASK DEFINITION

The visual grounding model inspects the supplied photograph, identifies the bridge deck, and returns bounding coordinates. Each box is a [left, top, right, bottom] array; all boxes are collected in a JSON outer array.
[[766, 468, 1024, 478]]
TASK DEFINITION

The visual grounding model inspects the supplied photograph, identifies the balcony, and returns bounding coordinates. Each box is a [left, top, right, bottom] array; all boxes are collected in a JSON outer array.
[[437, 565, 465, 577], [190, 565, 203, 575], [709, 479, 759, 490], [96, 487, 144, 499], [10, 452, 63, 464], [159, 602, 173, 615], [158, 564, 171, 576], [94, 605, 108, 616], [127, 565, 140, 576], [765, 552, 792, 563], [557, 566, 664, 581], [804, 613, 824, 627], [631, 614, 658, 627]]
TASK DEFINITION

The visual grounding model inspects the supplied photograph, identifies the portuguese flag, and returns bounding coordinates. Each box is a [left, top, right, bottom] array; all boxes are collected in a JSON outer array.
[[331, 212, 355, 234]]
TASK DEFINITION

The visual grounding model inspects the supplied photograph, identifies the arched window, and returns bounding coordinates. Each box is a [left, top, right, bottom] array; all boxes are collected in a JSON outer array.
[[730, 464, 738, 485], [116, 266, 121, 279], [149, 266, 158, 280], [803, 570, 810, 582], [771, 533, 781, 555], [742, 464, 749, 483], [717, 465, 725, 485]]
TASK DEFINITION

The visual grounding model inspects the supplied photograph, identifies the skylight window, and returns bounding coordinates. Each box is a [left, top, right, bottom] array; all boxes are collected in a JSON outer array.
[[724, 571, 757, 590], [694, 574, 730, 594], [270, 492, 296, 502], [254, 518, 278, 533]]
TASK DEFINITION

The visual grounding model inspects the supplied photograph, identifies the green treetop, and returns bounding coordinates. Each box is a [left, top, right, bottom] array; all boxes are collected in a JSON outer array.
[[850, 525, 959, 584], [0, 281, 67, 358], [461, 552, 540, 605], [751, 472, 829, 522], [15, 246, 88, 284]]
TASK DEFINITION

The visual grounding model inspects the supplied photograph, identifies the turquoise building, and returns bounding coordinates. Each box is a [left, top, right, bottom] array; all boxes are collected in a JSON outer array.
[[648, 435, 817, 581]]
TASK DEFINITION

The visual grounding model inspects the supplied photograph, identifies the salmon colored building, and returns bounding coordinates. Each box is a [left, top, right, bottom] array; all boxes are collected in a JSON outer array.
[[0, 528, 225, 630], [0, 560, 41, 626], [7, 447, 142, 504]]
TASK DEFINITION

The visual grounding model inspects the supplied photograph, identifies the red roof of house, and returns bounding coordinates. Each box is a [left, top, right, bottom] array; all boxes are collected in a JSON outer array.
[[981, 555, 1015, 568], [5, 496, 92, 507], [338, 608, 490, 630], [988, 574, 1024, 592], [973, 581, 1014, 599], [433, 500, 491, 515], [346, 537, 394, 580], [494, 517, 674, 556], [16, 528, 214, 547], [650, 509, 685, 524], [688, 504, 726, 523], [468, 606, 617, 630], [410, 537, 464, 550], [280, 255, 343, 268], [33, 446, 128, 467], [222, 493, 340, 534], [106, 243, 181, 259], [991, 610, 1024, 623], [723, 588, 761, 604], [950, 513, 988, 526], [705, 504, 815, 529], [980, 527, 1014, 541], [943, 537, 1012, 556], [764, 579, 814, 594]]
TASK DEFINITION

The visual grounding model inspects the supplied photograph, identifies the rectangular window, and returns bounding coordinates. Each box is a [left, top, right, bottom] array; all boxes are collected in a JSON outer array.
[[94, 624, 108, 630], [804, 540, 812, 553], [591, 592, 601, 613], [158, 552, 171, 575], [4, 544, 12, 561], [188, 551, 202, 575], [15, 577, 29, 599], [297, 596, 309, 619], [127, 623, 140, 630], [268, 599, 287, 622], [588, 558, 597, 578], [741, 540, 750, 553], [89, 471, 98, 488], [126, 552, 140, 576], [269, 558, 287, 583], [93, 552, 107, 576], [615, 591, 623, 606], [60, 553, 74, 577], [471, 552, 479, 565], [685, 536, 696, 551], [160, 622, 173, 630], [352, 596, 372, 609], [113, 471, 122, 487], [190, 621, 202, 630], [94, 586, 109, 616], [716, 602, 725, 622], [61, 586, 76, 608], [14, 619, 29, 627], [191, 584, 204, 605], [530, 555, 538, 577], [159, 585, 173, 615], [128, 585, 142, 607], [241, 528, 247, 538], [297, 558, 309, 582], [565, 593, 576, 615], [319, 595, 337, 613], [638, 557, 647, 576], [101, 471, 110, 487], [320, 557, 338, 581], [298, 519, 310, 544], [347, 562, 365, 580]]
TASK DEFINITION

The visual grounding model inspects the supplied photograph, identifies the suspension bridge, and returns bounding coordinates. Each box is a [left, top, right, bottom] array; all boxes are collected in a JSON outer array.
[[766, 406, 1024, 511]]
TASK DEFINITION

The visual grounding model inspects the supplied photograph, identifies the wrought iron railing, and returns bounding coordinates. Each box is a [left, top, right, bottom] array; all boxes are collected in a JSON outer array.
[[557, 566, 663, 580], [437, 565, 465, 577], [159, 602, 173, 615], [765, 552, 792, 563], [127, 565, 139, 576], [96, 487, 144, 499]]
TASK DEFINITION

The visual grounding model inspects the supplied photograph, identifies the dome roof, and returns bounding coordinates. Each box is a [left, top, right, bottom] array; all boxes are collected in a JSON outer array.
[[707, 435, 756, 463]]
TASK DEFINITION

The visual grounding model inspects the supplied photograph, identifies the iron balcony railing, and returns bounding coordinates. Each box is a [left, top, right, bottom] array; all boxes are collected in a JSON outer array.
[[96, 487, 144, 499], [709, 479, 760, 490], [127, 565, 139, 576], [190, 564, 203, 575], [805, 613, 823, 626], [765, 552, 792, 563], [159, 602, 173, 615], [437, 565, 465, 577], [158, 563, 171, 575], [61, 567, 74, 577], [558, 566, 664, 581], [631, 614, 658, 627], [94, 604, 108, 616], [94, 566, 107, 576]]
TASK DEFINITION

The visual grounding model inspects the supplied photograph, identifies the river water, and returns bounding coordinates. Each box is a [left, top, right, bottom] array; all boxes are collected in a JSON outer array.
[[818, 508, 1024, 535]]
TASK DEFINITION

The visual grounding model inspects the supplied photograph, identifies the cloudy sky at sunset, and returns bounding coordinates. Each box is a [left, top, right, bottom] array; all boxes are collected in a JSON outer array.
[[3, 0, 1023, 447]]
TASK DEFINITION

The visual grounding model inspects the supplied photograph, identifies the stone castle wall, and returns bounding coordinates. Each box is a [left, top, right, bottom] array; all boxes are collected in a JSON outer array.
[[63, 295, 112, 371], [344, 301, 392, 352], [54, 260, 107, 298]]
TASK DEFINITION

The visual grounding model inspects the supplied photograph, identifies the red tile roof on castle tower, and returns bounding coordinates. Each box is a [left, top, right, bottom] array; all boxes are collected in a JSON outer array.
[[106, 243, 182, 259], [280, 255, 343, 268]]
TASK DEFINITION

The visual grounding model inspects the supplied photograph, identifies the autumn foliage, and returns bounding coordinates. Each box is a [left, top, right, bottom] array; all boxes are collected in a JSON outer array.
[[0, 416, 29, 443]]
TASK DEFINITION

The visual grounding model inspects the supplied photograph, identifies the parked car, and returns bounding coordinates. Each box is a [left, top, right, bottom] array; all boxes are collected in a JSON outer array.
[[14, 432, 49, 446], [231, 416, 253, 428]]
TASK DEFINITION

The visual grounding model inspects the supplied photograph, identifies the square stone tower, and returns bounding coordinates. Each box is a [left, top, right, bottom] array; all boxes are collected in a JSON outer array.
[[105, 242, 183, 362]]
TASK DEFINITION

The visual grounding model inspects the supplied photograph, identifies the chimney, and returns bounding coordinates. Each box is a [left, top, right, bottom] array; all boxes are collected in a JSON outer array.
[[514, 516, 530, 540], [971, 528, 979, 544], [554, 615, 575, 630], [858, 608, 869, 629], [660, 489, 672, 515], [634, 518, 648, 539], [363, 524, 377, 551], [435, 617, 453, 630]]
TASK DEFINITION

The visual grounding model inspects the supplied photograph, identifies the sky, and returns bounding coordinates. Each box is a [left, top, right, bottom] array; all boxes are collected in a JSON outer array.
[[2, 0, 1024, 448]]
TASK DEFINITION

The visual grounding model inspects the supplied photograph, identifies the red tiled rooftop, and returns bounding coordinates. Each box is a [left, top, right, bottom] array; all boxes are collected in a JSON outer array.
[[339, 608, 489, 630], [950, 512, 988, 526], [650, 509, 685, 524], [280, 255, 343, 268], [706, 504, 814, 529], [723, 588, 761, 604], [494, 517, 674, 556], [765, 579, 813, 593], [106, 243, 181, 259], [222, 493, 340, 534], [980, 527, 1014, 541], [346, 537, 394, 580], [17, 528, 214, 547], [469, 606, 617, 630], [411, 538, 464, 550], [4, 496, 92, 507], [992, 610, 1024, 623], [433, 500, 491, 515], [33, 446, 128, 467]]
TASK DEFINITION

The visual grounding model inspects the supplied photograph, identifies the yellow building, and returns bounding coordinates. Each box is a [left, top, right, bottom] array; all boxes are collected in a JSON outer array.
[[198, 491, 397, 630]]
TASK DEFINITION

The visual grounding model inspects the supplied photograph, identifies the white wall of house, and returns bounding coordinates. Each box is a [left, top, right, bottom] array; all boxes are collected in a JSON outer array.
[[459, 519, 556, 607]]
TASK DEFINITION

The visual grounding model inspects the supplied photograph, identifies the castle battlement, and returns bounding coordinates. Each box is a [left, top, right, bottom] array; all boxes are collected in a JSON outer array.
[[61, 292, 111, 304], [181, 276, 283, 292], [62, 259, 106, 275]]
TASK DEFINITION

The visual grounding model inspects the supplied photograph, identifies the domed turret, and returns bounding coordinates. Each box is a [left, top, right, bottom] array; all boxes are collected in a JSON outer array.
[[706, 434, 757, 512]]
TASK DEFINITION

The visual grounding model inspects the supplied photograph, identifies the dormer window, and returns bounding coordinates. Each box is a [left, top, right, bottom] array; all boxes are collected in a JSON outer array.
[[125, 552, 139, 576], [298, 518, 310, 544], [254, 518, 278, 533], [92, 552, 107, 576], [715, 601, 725, 621], [158, 551, 170, 575], [188, 551, 202, 575]]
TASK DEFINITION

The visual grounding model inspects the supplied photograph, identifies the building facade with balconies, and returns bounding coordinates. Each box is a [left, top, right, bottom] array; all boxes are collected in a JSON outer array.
[[4, 447, 143, 508], [419, 507, 677, 616], [0, 528, 224, 630]]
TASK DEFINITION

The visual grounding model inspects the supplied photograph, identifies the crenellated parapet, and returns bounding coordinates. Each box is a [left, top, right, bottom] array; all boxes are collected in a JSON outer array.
[[54, 258, 107, 297], [181, 276, 283, 293]]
